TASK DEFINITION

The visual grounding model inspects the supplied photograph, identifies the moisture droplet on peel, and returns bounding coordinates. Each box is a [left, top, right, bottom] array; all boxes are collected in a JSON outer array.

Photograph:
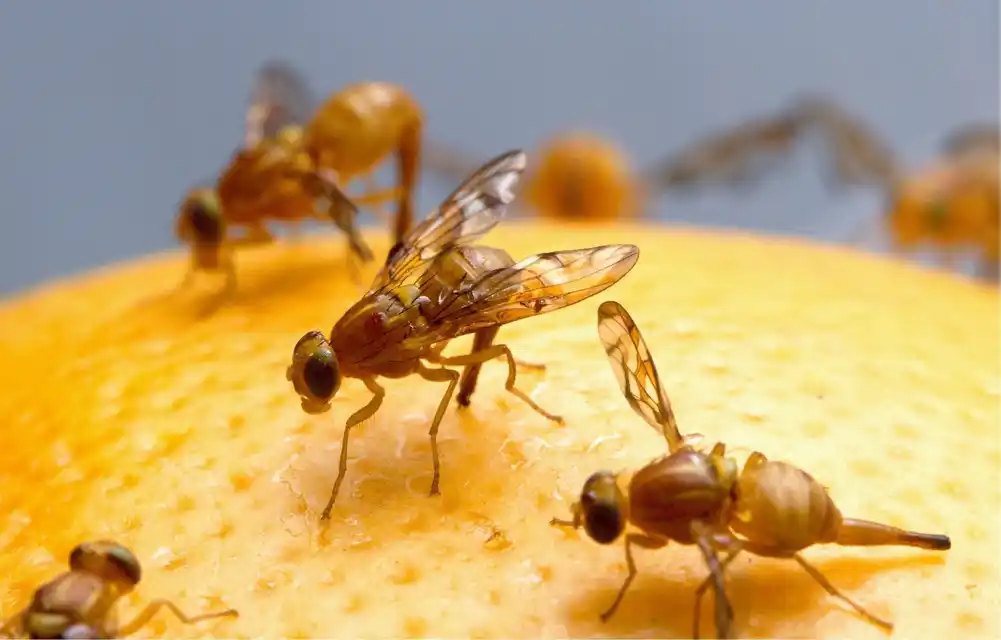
[[151, 546, 186, 571]]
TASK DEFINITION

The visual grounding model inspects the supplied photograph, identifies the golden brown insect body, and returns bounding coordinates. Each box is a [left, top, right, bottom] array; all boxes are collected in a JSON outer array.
[[286, 149, 640, 521], [0, 540, 237, 639], [304, 81, 423, 242], [424, 133, 644, 222], [176, 63, 426, 292], [176, 64, 371, 293], [690, 447, 952, 637], [884, 146, 999, 278], [553, 301, 952, 638], [551, 300, 737, 637]]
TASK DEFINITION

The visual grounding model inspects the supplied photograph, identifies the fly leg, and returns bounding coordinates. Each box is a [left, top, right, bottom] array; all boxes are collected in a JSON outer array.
[[455, 327, 543, 406], [348, 177, 401, 227], [600, 534, 666, 623], [791, 551, 894, 632], [416, 363, 461, 496], [691, 528, 740, 640], [219, 223, 276, 296], [321, 377, 385, 520], [737, 537, 895, 632], [116, 600, 238, 636], [434, 345, 563, 424], [312, 177, 374, 266]]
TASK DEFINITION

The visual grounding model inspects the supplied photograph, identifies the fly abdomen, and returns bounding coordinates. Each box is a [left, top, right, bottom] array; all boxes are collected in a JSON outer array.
[[732, 460, 842, 552]]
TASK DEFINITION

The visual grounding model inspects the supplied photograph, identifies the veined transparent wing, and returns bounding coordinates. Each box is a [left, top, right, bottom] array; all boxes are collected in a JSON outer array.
[[940, 122, 1000, 160], [402, 244, 639, 348], [245, 60, 318, 148], [788, 94, 902, 191], [596, 300, 695, 453], [641, 112, 806, 192], [641, 94, 902, 197], [368, 149, 528, 293]]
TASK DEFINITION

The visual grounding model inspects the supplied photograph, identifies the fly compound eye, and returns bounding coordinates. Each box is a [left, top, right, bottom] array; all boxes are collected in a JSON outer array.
[[179, 192, 224, 245], [580, 471, 626, 545], [290, 331, 340, 409], [304, 353, 337, 399], [69, 540, 142, 587]]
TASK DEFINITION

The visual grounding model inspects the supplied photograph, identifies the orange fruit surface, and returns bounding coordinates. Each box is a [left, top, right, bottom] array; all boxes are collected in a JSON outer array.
[[0, 221, 997, 639]]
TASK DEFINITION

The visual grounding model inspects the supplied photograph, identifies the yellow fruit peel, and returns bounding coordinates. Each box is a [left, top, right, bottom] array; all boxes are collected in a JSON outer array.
[[0, 222, 997, 639]]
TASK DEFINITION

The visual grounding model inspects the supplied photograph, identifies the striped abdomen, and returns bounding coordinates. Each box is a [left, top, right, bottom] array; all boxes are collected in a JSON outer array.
[[731, 460, 842, 552]]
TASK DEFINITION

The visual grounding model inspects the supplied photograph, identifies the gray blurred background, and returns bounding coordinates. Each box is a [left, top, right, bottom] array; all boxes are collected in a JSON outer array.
[[0, 1, 997, 297]]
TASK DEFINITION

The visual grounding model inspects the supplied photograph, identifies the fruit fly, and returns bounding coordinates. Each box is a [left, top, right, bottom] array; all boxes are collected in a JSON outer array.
[[640, 94, 1000, 281], [286, 149, 640, 520], [0, 540, 238, 638], [552, 301, 952, 638], [175, 61, 370, 292], [549, 300, 737, 638], [177, 60, 425, 291], [424, 133, 645, 222]]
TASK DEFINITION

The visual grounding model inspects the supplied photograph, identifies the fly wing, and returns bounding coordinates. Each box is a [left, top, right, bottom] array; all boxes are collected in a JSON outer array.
[[641, 94, 902, 196], [368, 149, 528, 293], [404, 244, 639, 348], [421, 140, 490, 182], [642, 112, 807, 193], [940, 122, 1000, 160], [596, 301, 695, 453], [244, 60, 317, 148], [786, 94, 901, 191]]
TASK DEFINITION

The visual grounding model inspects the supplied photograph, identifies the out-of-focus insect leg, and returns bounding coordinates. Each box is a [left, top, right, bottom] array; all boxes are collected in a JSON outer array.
[[435, 345, 564, 424], [321, 378, 386, 520], [600, 533, 666, 623], [312, 179, 374, 264], [394, 121, 422, 243], [116, 600, 238, 636], [175, 261, 199, 292], [354, 176, 390, 225], [416, 363, 461, 496], [213, 225, 274, 296], [691, 532, 740, 640]]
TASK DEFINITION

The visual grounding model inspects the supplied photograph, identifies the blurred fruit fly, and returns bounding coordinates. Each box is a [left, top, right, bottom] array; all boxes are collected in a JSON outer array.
[[426, 97, 999, 280], [424, 133, 644, 222], [0, 540, 237, 639], [553, 301, 952, 638], [640, 95, 1000, 281], [286, 149, 640, 520], [176, 60, 425, 291]]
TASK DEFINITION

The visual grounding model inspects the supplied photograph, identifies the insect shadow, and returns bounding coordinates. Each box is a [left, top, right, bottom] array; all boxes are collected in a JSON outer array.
[[563, 551, 947, 639]]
